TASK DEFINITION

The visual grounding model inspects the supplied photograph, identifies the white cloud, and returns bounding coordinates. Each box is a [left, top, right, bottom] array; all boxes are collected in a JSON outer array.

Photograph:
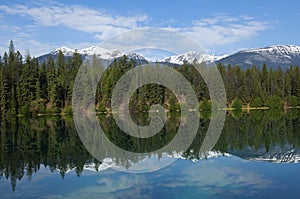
[[22, 159, 274, 199], [0, 4, 148, 40], [100, 28, 205, 55], [0, 3, 149, 55], [161, 160, 275, 197], [182, 15, 270, 49]]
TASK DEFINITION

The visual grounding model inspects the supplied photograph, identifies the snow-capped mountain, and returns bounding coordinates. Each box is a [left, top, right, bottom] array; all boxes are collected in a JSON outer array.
[[125, 52, 149, 64], [161, 50, 227, 65], [243, 45, 300, 54], [56, 145, 300, 174], [79, 46, 122, 60], [38, 44, 300, 69], [38, 46, 149, 64], [57, 150, 230, 174], [51, 46, 74, 56], [173, 150, 231, 162], [57, 157, 117, 174], [51, 46, 123, 60], [230, 144, 300, 163], [249, 149, 300, 163], [217, 45, 300, 69]]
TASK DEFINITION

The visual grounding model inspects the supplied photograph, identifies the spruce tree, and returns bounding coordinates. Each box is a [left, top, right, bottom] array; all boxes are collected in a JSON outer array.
[[261, 63, 269, 98], [56, 50, 67, 108]]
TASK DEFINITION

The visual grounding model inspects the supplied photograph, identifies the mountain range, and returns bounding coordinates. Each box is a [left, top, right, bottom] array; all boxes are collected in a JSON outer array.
[[37, 45, 300, 69], [229, 144, 300, 163], [217, 45, 300, 69], [58, 147, 300, 174]]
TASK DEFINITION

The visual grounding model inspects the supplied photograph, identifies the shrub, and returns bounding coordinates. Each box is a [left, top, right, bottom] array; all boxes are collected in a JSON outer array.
[[62, 105, 73, 115], [231, 98, 243, 110], [265, 95, 284, 110], [287, 95, 298, 107], [251, 97, 263, 107], [19, 104, 30, 116], [97, 101, 107, 112], [199, 99, 211, 110], [169, 103, 180, 112]]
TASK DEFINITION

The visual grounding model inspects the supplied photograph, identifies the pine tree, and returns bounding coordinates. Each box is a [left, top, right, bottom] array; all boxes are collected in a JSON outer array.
[[46, 56, 59, 111], [56, 50, 67, 108], [0, 52, 9, 115], [8, 46, 16, 114], [225, 64, 235, 103], [275, 67, 285, 98], [291, 66, 300, 101], [251, 66, 263, 99], [261, 63, 269, 98], [67, 50, 82, 104], [0, 64, 5, 117], [284, 66, 292, 97], [38, 61, 48, 100]]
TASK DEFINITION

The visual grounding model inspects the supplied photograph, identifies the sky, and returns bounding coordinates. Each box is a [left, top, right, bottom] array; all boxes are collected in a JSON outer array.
[[0, 0, 300, 57]]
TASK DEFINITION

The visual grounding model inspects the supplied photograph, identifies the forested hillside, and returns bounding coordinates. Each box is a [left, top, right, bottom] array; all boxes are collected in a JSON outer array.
[[1, 41, 300, 117]]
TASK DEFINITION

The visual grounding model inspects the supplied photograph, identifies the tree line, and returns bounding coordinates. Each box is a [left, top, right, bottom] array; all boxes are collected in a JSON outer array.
[[0, 41, 82, 117], [1, 40, 300, 117]]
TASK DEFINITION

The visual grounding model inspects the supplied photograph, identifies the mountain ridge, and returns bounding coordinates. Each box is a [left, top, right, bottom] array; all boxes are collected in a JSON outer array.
[[217, 44, 300, 69], [38, 44, 300, 69], [57, 147, 300, 174]]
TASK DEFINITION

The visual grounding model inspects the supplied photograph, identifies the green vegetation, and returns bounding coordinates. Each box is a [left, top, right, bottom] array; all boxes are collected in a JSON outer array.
[[265, 95, 284, 110], [231, 98, 243, 110], [1, 40, 300, 117], [0, 41, 82, 117], [199, 98, 211, 110]]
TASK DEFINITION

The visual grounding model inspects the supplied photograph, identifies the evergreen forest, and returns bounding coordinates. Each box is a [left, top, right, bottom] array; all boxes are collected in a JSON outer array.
[[1, 40, 300, 117]]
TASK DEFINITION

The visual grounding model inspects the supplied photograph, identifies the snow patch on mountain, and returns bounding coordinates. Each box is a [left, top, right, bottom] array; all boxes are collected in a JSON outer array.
[[183, 150, 231, 162], [56, 150, 231, 174], [56, 157, 117, 174], [243, 45, 300, 55], [218, 45, 300, 69], [249, 149, 300, 163], [48, 44, 300, 68], [51, 46, 123, 60], [241, 45, 300, 61], [79, 46, 123, 60], [51, 46, 74, 56], [161, 50, 227, 65], [126, 52, 148, 62], [50, 46, 229, 65], [84, 158, 118, 172]]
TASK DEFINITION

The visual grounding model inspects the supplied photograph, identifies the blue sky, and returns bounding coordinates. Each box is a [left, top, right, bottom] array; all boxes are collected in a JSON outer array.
[[0, 0, 299, 56]]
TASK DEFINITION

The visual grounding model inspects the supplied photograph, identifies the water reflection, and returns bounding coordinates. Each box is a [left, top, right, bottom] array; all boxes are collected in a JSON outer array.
[[0, 110, 300, 192]]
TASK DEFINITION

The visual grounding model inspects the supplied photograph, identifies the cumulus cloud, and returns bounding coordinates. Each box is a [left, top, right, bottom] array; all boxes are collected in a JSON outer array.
[[0, 4, 148, 39], [183, 14, 270, 49], [160, 159, 275, 198], [0, 3, 149, 55]]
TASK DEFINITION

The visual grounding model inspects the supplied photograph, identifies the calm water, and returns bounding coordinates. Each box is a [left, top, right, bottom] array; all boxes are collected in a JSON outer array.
[[1, 110, 300, 198]]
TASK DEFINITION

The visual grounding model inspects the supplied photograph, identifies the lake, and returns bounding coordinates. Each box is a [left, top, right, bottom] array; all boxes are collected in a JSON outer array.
[[1, 110, 300, 198]]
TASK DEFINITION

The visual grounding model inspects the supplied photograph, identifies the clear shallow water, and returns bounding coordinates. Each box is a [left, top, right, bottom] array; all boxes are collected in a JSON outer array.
[[1, 110, 300, 198]]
